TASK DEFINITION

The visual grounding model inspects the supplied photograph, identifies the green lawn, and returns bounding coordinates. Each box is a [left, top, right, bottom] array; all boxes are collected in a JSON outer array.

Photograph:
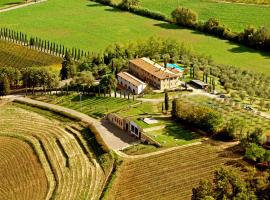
[[0, 0, 270, 74], [139, 0, 270, 32], [0, 0, 24, 8], [31, 94, 136, 118], [145, 120, 201, 147]]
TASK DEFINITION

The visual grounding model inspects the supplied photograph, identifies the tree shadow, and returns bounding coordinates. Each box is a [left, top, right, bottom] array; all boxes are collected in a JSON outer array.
[[3, 2, 22, 6], [153, 23, 180, 30], [227, 42, 270, 59], [86, 3, 105, 7]]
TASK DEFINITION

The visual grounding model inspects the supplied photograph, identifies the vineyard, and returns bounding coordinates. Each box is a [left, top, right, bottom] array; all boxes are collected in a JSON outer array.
[[0, 40, 62, 68], [0, 103, 111, 199], [0, 137, 48, 200], [110, 142, 245, 199], [31, 94, 136, 118]]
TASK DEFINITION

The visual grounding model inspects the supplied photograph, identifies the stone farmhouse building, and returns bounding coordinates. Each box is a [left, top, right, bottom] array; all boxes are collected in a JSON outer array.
[[117, 71, 147, 94], [129, 57, 181, 91]]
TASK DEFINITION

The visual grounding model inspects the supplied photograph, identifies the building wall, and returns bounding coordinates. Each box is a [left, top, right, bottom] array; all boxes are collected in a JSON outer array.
[[107, 113, 125, 130], [117, 75, 146, 94], [129, 62, 180, 91], [129, 121, 141, 138]]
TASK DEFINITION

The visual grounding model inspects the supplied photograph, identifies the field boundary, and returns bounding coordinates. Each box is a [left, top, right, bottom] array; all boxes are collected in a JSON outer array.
[[116, 141, 203, 159]]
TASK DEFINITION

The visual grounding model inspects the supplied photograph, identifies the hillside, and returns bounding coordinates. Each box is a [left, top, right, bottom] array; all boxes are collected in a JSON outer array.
[[0, 137, 48, 200], [0, 40, 62, 68], [0, 103, 111, 199], [0, 0, 269, 74]]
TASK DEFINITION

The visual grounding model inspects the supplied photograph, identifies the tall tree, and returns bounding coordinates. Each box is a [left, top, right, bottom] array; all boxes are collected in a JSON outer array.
[[60, 52, 75, 80], [164, 90, 169, 113], [0, 76, 10, 97]]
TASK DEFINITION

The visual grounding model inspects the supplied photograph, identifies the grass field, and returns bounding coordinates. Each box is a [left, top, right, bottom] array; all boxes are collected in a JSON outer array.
[[110, 142, 246, 199], [0, 0, 269, 74], [0, 40, 62, 68], [0, 0, 24, 9], [0, 103, 109, 199], [0, 137, 48, 200], [139, 0, 270, 31], [31, 94, 136, 118]]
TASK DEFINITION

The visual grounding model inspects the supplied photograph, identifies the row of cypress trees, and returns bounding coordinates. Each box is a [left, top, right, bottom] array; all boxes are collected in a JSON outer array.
[[0, 27, 89, 61]]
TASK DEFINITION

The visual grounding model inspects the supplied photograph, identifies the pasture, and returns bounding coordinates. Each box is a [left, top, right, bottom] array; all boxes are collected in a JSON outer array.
[[0, 0, 269, 74], [0, 137, 48, 200], [139, 0, 270, 31], [110, 142, 245, 199], [0, 40, 62, 68], [0, 103, 110, 199]]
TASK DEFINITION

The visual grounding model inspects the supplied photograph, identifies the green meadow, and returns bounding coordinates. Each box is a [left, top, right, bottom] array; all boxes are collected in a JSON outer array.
[[139, 0, 270, 31], [0, 0, 269, 74]]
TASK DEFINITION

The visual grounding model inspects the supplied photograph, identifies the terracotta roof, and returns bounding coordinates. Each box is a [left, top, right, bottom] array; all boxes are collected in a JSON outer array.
[[117, 72, 146, 87], [129, 58, 179, 80]]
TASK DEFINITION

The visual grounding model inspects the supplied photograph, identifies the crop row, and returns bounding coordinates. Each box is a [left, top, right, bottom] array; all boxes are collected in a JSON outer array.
[[0, 105, 105, 199], [0, 136, 48, 200]]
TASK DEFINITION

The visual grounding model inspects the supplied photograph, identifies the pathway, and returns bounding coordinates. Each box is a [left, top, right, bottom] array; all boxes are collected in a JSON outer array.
[[8, 96, 137, 150], [0, 0, 47, 13]]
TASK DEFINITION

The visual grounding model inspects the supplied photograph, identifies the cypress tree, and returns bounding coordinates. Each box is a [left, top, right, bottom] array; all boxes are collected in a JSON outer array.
[[164, 90, 169, 113]]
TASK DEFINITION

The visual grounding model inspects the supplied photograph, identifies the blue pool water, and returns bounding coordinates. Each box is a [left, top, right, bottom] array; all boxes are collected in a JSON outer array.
[[166, 63, 185, 71]]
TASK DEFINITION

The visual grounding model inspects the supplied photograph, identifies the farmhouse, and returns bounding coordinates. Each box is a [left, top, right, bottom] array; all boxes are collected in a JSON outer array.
[[129, 57, 181, 91], [117, 71, 146, 94], [190, 80, 209, 90]]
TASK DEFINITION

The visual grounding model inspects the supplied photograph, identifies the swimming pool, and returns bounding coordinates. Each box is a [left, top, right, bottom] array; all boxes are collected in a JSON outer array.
[[166, 63, 185, 71]]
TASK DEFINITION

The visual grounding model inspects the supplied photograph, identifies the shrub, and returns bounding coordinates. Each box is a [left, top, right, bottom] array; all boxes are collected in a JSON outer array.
[[171, 7, 198, 28], [130, 7, 167, 21]]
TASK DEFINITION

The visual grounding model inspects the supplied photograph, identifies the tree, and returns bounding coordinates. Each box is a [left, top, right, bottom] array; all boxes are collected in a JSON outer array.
[[163, 53, 170, 68], [192, 180, 213, 200], [265, 102, 270, 111], [120, 0, 140, 10], [171, 7, 198, 28], [99, 74, 117, 96], [245, 143, 266, 162], [0, 76, 10, 97], [239, 91, 245, 101], [60, 52, 75, 80], [259, 99, 265, 110], [164, 90, 169, 113]]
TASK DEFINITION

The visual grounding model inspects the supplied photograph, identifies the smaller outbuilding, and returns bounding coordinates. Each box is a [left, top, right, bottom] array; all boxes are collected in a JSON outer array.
[[190, 80, 209, 90], [117, 71, 146, 94]]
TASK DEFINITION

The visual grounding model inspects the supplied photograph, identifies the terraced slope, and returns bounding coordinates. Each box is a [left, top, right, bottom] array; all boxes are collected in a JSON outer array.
[[0, 137, 48, 200], [0, 104, 106, 199], [111, 143, 243, 200]]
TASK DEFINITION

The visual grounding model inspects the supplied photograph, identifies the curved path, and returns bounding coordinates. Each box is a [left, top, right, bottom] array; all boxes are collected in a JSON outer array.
[[11, 96, 137, 150]]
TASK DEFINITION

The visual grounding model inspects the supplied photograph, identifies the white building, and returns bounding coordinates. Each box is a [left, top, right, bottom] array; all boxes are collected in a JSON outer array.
[[117, 71, 146, 94]]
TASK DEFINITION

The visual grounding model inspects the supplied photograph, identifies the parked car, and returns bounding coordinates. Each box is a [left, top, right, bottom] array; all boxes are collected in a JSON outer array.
[[244, 105, 254, 111], [219, 94, 226, 98]]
